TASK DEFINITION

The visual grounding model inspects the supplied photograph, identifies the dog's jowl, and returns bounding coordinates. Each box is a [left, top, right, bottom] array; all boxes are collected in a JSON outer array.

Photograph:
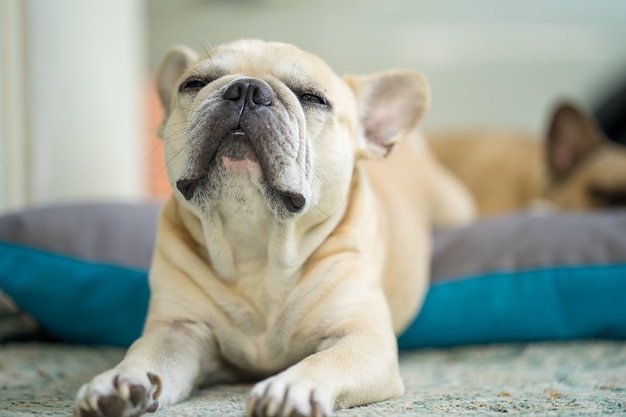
[[75, 39, 474, 417]]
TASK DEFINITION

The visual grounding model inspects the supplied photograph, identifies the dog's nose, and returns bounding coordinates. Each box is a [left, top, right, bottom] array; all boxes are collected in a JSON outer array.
[[222, 79, 273, 108]]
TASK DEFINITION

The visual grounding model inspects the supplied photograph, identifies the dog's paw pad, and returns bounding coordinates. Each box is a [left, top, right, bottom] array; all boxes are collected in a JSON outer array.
[[128, 385, 146, 408], [97, 396, 127, 416], [75, 370, 161, 417]]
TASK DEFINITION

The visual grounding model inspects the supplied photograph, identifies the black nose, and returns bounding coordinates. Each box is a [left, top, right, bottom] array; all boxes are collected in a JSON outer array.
[[222, 79, 273, 108]]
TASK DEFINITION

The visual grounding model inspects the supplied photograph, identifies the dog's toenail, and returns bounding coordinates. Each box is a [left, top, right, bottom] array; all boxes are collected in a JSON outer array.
[[147, 372, 162, 399], [146, 401, 159, 413]]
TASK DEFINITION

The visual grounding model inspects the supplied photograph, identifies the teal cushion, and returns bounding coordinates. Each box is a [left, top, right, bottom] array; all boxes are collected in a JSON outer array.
[[398, 263, 626, 349], [1, 203, 625, 348], [0, 242, 148, 346], [399, 210, 626, 348], [0, 203, 158, 345]]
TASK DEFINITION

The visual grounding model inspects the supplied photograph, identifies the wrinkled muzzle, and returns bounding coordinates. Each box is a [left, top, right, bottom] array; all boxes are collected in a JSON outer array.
[[175, 77, 310, 213]]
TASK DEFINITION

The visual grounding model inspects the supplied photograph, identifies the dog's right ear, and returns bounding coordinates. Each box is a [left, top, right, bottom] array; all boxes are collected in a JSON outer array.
[[344, 70, 430, 160], [156, 46, 199, 118], [546, 102, 604, 182]]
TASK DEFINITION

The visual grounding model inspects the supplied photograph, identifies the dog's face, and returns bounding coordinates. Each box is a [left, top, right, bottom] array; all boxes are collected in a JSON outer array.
[[544, 103, 626, 210], [156, 40, 428, 221]]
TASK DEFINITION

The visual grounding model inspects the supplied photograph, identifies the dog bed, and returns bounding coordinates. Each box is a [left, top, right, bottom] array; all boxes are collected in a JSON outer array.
[[1, 202, 625, 348]]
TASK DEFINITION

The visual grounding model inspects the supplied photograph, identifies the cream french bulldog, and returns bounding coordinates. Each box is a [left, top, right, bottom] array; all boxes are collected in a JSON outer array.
[[75, 39, 474, 417]]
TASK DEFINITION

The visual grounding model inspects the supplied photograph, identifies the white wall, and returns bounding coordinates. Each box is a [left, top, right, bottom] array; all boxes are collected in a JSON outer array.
[[0, 0, 28, 212], [27, 0, 146, 206], [0, 50, 4, 211], [0, 0, 146, 214], [146, 0, 626, 133], [2, 0, 625, 214]]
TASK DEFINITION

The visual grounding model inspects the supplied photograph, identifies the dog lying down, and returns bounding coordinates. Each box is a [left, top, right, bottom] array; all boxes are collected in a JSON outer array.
[[75, 39, 475, 417], [428, 103, 626, 216]]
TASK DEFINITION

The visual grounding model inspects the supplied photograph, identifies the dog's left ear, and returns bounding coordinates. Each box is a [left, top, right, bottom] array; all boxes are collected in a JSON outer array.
[[546, 102, 604, 182], [156, 45, 199, 118], [345, 70, 429, 159]]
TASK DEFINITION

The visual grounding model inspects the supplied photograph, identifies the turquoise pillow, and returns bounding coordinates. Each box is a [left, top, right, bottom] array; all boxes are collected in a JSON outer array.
[[0, 242, 149, 345], [0, 203, 157, 345], [398, 263, 626, 348], [0, 203, 625, 347], [399, 211, 626, 348]]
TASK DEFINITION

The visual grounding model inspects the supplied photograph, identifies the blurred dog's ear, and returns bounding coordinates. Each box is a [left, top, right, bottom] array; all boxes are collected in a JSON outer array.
[[546, 102, 604, 181], [344, 70, 430, 160], [156, 46, 199, 118]]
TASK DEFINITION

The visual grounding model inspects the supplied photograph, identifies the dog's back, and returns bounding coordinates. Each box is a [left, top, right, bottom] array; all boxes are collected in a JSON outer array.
[[427, 131, 544, 216]]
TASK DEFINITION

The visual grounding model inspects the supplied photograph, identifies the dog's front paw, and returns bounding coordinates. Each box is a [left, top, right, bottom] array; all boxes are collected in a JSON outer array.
[[247, 373, 333, 417], [75, 368, 161, 417]]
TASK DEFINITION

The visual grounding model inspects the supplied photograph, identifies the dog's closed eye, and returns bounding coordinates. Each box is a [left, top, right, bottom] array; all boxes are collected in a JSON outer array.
[[300, 92, 328, 106], [179, 78, 208, 92]]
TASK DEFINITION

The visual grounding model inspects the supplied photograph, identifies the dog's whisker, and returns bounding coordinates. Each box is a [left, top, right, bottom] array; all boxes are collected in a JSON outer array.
[[163, 142, 189, 170], [162, 127, 189, 140], [162, 126, 191, 143], [153, 144, 190, 186], [197, 37, 214, 59], [161, 119, 192, 129]]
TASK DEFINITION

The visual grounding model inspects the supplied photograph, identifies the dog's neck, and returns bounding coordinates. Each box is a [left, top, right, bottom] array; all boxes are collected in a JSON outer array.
[[176, 186, 350, 295], [164, 169, 374, 328]]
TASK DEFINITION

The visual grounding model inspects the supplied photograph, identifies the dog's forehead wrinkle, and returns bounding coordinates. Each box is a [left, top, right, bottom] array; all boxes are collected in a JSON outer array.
[[281, 75, 329, 98], [187, 63, 227, 83], [205, 42, 339, 89]]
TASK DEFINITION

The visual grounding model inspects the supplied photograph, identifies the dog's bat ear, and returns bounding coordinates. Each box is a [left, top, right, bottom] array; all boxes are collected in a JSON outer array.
[[344, 70, 430, 159], [546, 102, 604, 181], [156, 45, 199, 118]]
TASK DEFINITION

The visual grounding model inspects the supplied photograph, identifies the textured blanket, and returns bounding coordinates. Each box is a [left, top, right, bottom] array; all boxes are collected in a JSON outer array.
[[2, 341, 625, 416]]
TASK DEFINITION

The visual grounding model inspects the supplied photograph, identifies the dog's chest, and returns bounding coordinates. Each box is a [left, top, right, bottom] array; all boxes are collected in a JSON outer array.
[[216, 300, 314, 377], [200, 201, 329, 375], [187, 251, 317, 376]]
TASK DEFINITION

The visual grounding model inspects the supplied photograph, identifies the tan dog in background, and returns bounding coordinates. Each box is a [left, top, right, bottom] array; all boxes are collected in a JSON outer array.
[[75, 39, 474, 417], [428, 102, 626, 216]]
